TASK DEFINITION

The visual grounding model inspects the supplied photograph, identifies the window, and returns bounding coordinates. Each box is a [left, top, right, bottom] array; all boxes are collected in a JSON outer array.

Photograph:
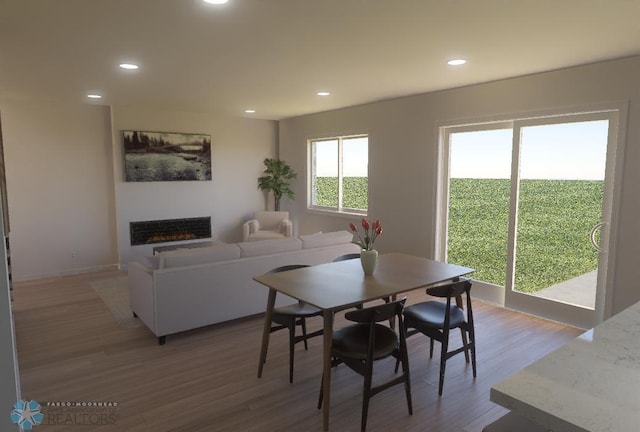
[[309, 135, 368, 214], [438, 107, 620, 328]]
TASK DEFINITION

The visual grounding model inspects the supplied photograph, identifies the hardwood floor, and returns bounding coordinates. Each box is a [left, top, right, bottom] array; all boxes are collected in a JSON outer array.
[[12, 270, 582, 432]]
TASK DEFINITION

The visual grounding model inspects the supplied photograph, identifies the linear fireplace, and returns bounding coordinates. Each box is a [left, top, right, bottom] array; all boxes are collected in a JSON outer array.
[[130, 217, 211, 246]]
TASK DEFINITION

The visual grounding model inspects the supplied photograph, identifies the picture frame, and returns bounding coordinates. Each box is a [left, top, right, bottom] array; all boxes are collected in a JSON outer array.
[[123, 130, 212, 182]]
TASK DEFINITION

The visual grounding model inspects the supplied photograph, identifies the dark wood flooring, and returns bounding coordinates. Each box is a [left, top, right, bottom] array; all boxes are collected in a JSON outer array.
[[11, 270, 582, 431]]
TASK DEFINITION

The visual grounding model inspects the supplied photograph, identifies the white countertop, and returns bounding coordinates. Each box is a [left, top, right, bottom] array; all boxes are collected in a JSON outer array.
[[491, 301, 640, 432]]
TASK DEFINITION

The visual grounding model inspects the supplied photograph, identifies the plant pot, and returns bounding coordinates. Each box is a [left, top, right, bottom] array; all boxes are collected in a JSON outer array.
[[360, 249, 378, 276]]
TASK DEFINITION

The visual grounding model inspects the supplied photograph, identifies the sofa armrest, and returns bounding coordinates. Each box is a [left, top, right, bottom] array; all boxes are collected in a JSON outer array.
[[280, 219, 293, 237], [128, 261, 157, 335], [242, 219, 260, 242]]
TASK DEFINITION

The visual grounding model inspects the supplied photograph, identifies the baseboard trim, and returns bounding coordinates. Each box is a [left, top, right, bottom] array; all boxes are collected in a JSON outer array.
[[13, 264, 120, 283], [471, 282, 505, 306]]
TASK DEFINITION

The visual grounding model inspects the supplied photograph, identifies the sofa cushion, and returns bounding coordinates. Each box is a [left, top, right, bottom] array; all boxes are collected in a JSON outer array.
[[247, 230, 288, 241], [237, 237, 302, 258], [300, 230, 354, 249], [145, 255, 161, 269], [160, 243, 241, 268]]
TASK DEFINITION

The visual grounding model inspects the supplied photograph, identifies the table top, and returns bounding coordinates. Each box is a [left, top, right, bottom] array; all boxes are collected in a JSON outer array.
[[253, 252, 474, 310], [491, 300, 640, 432]]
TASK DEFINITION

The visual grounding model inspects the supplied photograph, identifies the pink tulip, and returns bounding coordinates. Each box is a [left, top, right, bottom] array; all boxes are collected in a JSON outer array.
[[372, 220, 380, 230], [349, 223, 357, 232], [376, 226, 383, 235], [361, 218, 370, 230]]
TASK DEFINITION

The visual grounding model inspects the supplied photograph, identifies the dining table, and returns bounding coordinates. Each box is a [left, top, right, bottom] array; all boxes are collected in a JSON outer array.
[[254, 252, 474, 431]]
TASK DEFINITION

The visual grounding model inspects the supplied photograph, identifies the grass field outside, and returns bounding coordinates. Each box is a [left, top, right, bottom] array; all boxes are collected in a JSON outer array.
[[315, 177, 368, 210], [448, 178, 603, 293], [314, 176, 602, 294]]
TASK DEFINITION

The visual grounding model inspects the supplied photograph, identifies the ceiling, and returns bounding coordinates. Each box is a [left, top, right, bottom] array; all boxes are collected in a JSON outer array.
[[1, 0, 639, 120]]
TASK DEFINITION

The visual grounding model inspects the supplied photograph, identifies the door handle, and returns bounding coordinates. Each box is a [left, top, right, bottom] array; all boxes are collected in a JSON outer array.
[[590, 222, 606, 253]]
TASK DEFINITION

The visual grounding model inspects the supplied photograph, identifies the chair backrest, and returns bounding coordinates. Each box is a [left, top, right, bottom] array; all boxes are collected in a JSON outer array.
[[266, 264, 309, 275], [426, 279, 471, 299], [426, 279, 474, 327], [344, 298, 407, 324], [255, 211, 289, 230], [333, 253, 361, 262]]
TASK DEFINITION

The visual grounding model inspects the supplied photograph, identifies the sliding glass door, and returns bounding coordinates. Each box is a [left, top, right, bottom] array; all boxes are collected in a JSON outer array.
[[440, 110, 619, 328]]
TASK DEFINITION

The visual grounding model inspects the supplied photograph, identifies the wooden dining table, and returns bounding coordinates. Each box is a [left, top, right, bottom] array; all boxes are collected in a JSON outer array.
[[254, 252, 474, 431]]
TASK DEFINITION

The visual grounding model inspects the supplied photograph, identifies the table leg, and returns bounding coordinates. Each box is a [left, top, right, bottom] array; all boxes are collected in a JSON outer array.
[[258, 288, 277, 378], [322, 310, 334, 431]]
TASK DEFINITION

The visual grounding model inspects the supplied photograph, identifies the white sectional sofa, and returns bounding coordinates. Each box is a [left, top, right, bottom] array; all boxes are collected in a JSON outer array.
[[128, 231, 360, 344]]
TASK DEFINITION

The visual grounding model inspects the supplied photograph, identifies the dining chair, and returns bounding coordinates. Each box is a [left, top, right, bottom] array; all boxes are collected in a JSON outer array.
[[333, 253, 361, 262], [398, 278, 476, 396], [264, 264, 323, 383], [318, 298, 412, 432]]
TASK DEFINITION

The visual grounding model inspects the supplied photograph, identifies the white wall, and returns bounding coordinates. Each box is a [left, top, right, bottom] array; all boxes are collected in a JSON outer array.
[[111, 106, 277, 266], [0, 100, 277, 277], [279, 56, 640, 316], [0, 100, 118, 281]]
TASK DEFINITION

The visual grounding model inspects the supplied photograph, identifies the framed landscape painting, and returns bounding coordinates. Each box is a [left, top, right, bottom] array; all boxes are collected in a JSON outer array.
[[123, 130, 212, 182]]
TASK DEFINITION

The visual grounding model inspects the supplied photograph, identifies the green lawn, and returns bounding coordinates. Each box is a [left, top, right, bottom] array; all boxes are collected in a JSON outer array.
[[315, 177, 368, 210], [448, 178, 603, 293], [315, 176, 602, 293]]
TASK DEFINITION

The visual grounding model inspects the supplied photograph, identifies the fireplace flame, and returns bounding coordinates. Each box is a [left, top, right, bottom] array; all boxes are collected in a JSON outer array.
[[147, 232, 197, 243]]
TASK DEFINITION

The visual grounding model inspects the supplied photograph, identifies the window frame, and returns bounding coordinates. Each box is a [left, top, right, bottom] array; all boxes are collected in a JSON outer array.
[[436, 105, 624, 329], [307, 134, 369, 216]]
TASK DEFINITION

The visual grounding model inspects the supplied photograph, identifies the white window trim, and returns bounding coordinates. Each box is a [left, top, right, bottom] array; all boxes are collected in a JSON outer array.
[[307, 134, 369, 216], [435, 101, 628, 327]]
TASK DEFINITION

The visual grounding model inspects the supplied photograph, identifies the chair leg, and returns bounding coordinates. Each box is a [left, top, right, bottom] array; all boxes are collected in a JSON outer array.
[[429, 338, 434, 358], [469, 326, 477, 378], [460, 327, 470, 362], [317, 373, 324, 409], [399, 344, 413, 415], [438, 334, 449, 396], [300, 318, 310, 350], [394, 320, 408, 373], [361, 360, 374, 432], [287, 321, 296, 383]]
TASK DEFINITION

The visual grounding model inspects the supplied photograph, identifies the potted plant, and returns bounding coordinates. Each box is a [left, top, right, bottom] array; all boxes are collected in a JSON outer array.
[[257, 158, 297, 211]]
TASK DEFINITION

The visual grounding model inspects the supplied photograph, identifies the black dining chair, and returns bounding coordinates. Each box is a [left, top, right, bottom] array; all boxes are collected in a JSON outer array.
[[264, 264, 323, 383], [398, 278, 476, 396], [318, 298, 412, 432], [333, 253, 361, 262]]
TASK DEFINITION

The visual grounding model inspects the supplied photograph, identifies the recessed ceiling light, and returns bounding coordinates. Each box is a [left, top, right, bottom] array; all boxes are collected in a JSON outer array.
[[119, 63, 139, 70], [317, 91, 330, 96], [244, 109, 256, 114], [447, 59, 467, 66], [87, 94, 102, 99], [203, 0, 229, 4]]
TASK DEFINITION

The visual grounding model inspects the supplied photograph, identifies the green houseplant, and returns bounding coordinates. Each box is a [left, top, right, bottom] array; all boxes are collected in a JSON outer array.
[[257, 158, 297, 211]]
